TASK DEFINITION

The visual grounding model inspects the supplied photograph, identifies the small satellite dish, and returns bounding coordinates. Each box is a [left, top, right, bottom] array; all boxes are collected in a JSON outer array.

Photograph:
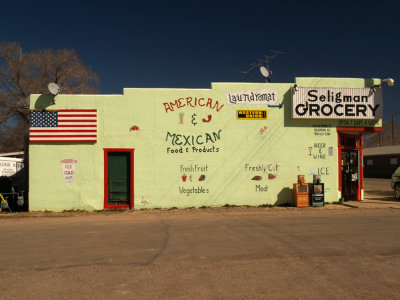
[[25, 96, 30, 106], [260, 66, 270, 78], [48, 82, 60, 95]]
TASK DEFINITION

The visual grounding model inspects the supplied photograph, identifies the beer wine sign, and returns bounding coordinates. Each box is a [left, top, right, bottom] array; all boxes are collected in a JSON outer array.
[[292, 87, 383, 119]]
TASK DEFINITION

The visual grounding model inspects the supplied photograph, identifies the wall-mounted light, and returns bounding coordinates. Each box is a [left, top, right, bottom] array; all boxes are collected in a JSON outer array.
[[370, 86, 377, 93], [382, 78, 395, 86], [293, 84, 299, 92]]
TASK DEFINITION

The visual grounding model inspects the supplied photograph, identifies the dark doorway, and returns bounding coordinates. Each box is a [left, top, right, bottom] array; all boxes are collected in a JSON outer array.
[[341, 150, 359, 201], [104, 149, 134, 209], [338, 133, 362, 201]]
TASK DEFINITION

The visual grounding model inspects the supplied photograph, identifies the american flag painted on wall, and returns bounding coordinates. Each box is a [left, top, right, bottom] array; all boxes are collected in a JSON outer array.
[[29, 109, 97, 143]]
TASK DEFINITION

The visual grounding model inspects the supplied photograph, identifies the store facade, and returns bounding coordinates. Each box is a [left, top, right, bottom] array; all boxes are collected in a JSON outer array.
[[28, 77, 383, 211]]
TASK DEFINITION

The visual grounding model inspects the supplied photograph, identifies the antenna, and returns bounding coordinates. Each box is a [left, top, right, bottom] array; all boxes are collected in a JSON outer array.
[[242, 50, 283, 82], [47, 82, 60, 105]]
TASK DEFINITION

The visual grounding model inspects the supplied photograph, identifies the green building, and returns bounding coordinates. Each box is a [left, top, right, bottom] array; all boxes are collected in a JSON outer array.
[[28, 77, 383, 211]]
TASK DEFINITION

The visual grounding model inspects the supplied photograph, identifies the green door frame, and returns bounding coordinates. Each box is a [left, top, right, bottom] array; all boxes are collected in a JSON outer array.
[[104, 148, 134, 209]]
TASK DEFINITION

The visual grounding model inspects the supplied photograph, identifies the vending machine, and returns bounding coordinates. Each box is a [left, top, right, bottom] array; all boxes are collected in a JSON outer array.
[[310, 175, 324, 206], [293, 175, 309, 207]]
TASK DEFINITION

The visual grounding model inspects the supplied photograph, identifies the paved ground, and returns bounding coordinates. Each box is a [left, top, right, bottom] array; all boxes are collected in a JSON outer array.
[[1, 207, 400, 299], [364, 178, 393, 194], [344, 178, 400, 209]]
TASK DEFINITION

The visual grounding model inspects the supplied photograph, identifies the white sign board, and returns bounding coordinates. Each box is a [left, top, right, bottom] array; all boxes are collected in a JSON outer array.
[[292, 87, 383, 119], [0, 158, 23, 177], [60, 159, 77, 183], [226, 89, 278, 105]]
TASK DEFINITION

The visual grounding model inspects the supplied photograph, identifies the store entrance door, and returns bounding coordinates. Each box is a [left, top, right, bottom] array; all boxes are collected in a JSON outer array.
[[338, 133, 362, 201], [341, 150, 359, 201]]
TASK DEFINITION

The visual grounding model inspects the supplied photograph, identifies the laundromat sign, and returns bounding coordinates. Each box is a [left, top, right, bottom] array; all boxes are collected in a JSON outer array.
[[292, 87, 383, 119]]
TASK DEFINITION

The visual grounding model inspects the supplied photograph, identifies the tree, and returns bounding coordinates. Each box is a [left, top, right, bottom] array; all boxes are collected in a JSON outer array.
[[0, 41, 100, 152]]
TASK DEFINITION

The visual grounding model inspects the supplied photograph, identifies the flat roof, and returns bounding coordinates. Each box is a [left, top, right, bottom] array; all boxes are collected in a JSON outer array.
[[0, 157, 23, 162], [364, 145, 400, 156]]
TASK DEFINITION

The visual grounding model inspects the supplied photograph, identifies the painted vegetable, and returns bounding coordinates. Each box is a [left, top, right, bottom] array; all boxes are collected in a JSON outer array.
[[130, 125, 140, 131], [202, 115, 212, 123]]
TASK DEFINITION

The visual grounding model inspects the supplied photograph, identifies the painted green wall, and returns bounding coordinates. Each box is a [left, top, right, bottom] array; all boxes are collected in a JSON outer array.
[[29, 78, 381, 211]]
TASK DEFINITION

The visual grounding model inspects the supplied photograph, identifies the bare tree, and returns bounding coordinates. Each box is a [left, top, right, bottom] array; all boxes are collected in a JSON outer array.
[[363, 120, 400, 147], [0, 41, 100, 151]]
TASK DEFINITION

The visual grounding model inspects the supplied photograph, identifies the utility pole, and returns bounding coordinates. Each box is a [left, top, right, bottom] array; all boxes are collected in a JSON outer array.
[[392, 112, 400, 145], [392, 115, 395, 145], [379, 131, 381, 147]]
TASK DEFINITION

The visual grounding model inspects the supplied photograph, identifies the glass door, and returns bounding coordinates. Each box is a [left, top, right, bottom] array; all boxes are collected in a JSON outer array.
[[341, 150, 359, 201]]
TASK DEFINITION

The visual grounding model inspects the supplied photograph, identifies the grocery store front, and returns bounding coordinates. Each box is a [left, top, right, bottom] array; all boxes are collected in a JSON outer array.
[[28, 77, 383, 211], [292, 84, 383, 202]]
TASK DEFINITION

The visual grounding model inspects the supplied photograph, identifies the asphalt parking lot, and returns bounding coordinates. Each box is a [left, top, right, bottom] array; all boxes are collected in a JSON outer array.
[[345, 178, 400, 209], [364, 178, 393, 198]]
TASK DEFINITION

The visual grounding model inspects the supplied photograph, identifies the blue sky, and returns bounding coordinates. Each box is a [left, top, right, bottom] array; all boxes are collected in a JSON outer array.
[[1, 0, 399, 120]]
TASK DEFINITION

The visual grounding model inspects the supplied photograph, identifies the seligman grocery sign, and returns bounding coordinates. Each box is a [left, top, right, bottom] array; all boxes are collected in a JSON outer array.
[[292, 87, 383, 119]]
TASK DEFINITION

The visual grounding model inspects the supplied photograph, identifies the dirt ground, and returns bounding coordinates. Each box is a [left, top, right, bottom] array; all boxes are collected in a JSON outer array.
[[1, 207, 400, 299], [1, 178, 399, 299]]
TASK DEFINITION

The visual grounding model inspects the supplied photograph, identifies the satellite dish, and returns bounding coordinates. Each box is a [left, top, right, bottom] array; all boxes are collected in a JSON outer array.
[[260, 66, 270, 78], [48, 82, 60, 95], [25, 96, 30, 106]]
